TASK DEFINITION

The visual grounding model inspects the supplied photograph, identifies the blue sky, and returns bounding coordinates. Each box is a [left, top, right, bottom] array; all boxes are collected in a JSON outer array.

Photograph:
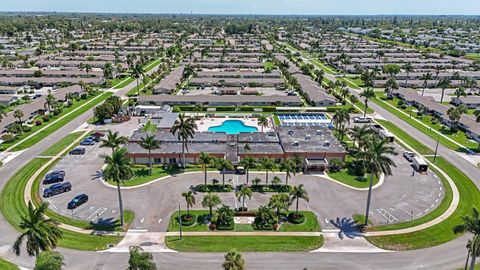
[[1, 0, 479, 15]]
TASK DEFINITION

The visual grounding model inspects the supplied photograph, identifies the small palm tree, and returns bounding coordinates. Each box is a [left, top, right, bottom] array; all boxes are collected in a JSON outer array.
[[453, 208, 480, 270], [13, 109, 24, 125], [182, 191, 195, 217], [128, 246, 157, 270], [271, 176, 282, 186], [363, 137, 398, 226], [103, 148, 134, 228], [280, 159, 296, 187], [131, 63, 145, 96], [222, 249, 245, 270], [215, 158, 233, 187], [420, 72, 433, 96], [252, 177, 261, 186], [235, 185, 252, 210], [437, 77, 452, 104], [201, 193, 221, 216], [140, 135, 160, 175], [360, 88, 376, 117], [259, 158, 276, 186], [289, 184, 309, 214], [142, 120, 158, 134], [171, 114, 197, 169], [268, 193, 290, 218], [199, 152, 213, 186], [239, 156, 256, 184], [257, 115, 269, 132], [13, 202, 62, 257], [101, 130, 128, 154]]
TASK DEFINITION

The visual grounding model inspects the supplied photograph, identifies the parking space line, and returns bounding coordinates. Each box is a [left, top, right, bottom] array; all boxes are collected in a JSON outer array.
[[86, 207, 107, 222], [376, 208, 399, 223]]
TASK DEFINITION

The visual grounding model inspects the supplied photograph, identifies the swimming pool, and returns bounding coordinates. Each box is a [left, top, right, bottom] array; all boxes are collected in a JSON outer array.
[[208, 120, 258, 135]]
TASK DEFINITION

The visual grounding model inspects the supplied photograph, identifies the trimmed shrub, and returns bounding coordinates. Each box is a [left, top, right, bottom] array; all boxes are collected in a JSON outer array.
[[22, 126, 32, 132], [42, 115, 50, 122], [35, 120, 42, 126], [195, 184, 233, 193], [179, 214, 196, 226], [288, 212, 306, 224]]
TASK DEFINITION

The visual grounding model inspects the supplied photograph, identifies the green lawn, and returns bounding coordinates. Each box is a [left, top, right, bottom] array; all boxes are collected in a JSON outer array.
[[40, 131, 85, 156], [465, 53, 480, 61], [166, 235, 324, 252], [372, 96, 477, 152], [376, 120, 433, 155], [328, 170, 379, 189], [112, 77, 135, 89], [0, 258, 18, 270], [167, 210, 320, 232], [273, 115, 281, 126], [1, 91, 112, 152], [0, 158, 124, 251], [367, 156, 480, 250], [106, 165, 183, 187], [310, 59, 339, 75]]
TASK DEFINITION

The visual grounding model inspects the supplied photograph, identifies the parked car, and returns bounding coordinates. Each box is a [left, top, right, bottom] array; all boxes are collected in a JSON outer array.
[[43, 170, 66, 184], [67, 194, 89, 209], [80, 139, 95, 146], [87, 135, 101, 142], [353, 117, 372, 123], [43, 182, 72, 198], [403, 151, 415, 162], [69, 148, 85, 155], [92, 132, 105, 138]]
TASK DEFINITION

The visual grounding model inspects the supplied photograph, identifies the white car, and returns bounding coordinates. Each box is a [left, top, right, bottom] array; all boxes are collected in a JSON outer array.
[[354, 117, 372, 123], [403, 151, 415, 162]]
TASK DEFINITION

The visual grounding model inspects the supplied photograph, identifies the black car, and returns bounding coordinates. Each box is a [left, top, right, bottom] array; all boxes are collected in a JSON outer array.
[[43, 182, 72, 198], [88, 135, 101, 142], [43, 170, 66, 184], [69, 147, 85, 155], [67, 194, 89, 209]]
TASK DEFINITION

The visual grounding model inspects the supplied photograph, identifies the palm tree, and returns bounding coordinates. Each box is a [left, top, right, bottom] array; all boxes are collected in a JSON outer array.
[[13, 109, 24, 125], [243, 143, 251, 155], [363, 138, 398, 226], [349, 125, 373, 153], [215, 158, 233, 187], [349, 94, 359, 110], [360, 88, 376, 117], [44, 91, 56, 113], [128, 246, 157, 270], [454, 86, 467, 100], [279, 159, 296, 187], [259, 158, 276, 186], [235, 184, 252, 210], [420, 72, 433, 96], [181, 191, 195, 216], [402, 62, 414, 85], [268, 193, 290, 218], [170, 114, 197, 169], [142, 120, 158, 134], [101, 130, 128, 154], [239, 156, 256, 184], [131, 64, 145, 96], [222, 249, 245, 270], [103, 148, 134, 228], [199, 152, 213, 186], [201, 193, 221, 216], [453, 208, 480, 270], [289, 184, 309, 214], [140, 135, 160, 175], [13, 202, 62, 257], [437, 77, 452, 104], [332, 108, 351, 142], [257, 115, 269, 132]]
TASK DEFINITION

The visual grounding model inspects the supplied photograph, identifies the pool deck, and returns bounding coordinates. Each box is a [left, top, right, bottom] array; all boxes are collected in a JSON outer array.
[[196, 116, 274, 133]]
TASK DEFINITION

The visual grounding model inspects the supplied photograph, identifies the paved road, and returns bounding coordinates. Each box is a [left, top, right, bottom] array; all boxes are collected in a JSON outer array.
[[0, 58, 477, 269]]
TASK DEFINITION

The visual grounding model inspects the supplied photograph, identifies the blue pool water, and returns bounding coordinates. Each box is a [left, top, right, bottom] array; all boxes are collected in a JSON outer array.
[[208, 120, 258, 135]]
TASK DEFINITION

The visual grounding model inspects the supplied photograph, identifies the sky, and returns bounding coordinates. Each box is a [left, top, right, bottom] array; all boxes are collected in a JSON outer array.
[[1, 0, 480, 15]]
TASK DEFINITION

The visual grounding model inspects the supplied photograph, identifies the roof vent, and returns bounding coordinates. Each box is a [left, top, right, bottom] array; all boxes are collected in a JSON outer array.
[[287, 130, 294, 135], [293, 141, 300, 147], [316, 130, 322, 135], [305, 134, 311, 140], [324, 141, 330, 147]]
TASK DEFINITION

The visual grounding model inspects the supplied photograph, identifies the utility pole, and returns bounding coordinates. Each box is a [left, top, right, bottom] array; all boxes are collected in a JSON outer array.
[[178, 202, 182, 239], [433, 136, 440, 163]]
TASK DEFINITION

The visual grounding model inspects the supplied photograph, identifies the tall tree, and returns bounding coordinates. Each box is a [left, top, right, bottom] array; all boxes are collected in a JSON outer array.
[[360, 88, 376, 117], [170, 114, 197, 169], [363, 138, 398, 226], [140, 135, 160, 175], [279, 159, 296, 187], [268, 193, 290, 218], [215, 158, 233, 187], [289, 184, 309, 214], [239, 156, 256, 184], [130, 64, 145, 96], [332, 108, 351, 142], [13, 202, 62, 257], [420, 72, 433, 96], [437, 77, 452, 104], [101, 130, 128, 154], [453, 208, 480, 270], [13, 109, 24, 125], [181, 191, 195, 216], [235, 184, 252, 210], [103, 148, 134, 228], [257, 115, 269, 132], [259, 158, 276, 186], [199, 152, 213, 186]]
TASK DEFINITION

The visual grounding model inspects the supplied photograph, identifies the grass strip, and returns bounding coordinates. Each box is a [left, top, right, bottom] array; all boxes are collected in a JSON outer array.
[[40, 132, 85, 156], [165, 235, 324, 252], [0, 258, 18, 270], [327, 170, 379, 189]]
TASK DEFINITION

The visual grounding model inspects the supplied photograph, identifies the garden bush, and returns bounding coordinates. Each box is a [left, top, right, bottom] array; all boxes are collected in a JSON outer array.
[[22, 126, 32, 132], [251, 185, 291, 193], [195, 184, 233, 193], [1, 133, 15, 143], [42, 115, 50, 122], [179, 214, 196, 226], [288, 212, 306, 224], [35, 120, 42, 126]]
